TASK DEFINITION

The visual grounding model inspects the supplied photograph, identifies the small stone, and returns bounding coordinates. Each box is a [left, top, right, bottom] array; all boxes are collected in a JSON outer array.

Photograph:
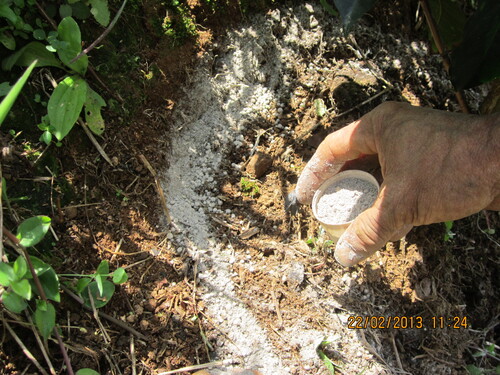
[[134, 305, 144, 315], [126, 314, 137, 323], [245, 152, 273, 179], [64, 206, 78, 220], [304, 3, 314, 13], [140, 320, 149, 330], [111, 156, 119, 166], [310, 15, 319, 29]]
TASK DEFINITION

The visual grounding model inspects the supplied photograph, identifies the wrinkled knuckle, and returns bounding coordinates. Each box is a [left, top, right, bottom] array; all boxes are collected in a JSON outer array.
[[357, 208, 395, 248]]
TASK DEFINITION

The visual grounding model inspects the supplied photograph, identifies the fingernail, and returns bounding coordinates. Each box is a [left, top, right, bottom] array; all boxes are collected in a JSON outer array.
[[334, 233, 366, 267]]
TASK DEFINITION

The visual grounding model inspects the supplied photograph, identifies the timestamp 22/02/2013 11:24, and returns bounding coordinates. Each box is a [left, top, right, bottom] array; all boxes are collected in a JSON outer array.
[[347, 315, 469, 329]]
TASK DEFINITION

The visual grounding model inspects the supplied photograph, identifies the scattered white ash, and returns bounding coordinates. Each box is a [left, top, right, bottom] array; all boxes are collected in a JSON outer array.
[[161, 2, 458, 374], [316, 178, 378, 223]]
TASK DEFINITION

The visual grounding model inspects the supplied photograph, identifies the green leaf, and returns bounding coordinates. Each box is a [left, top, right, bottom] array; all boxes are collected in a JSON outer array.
[[11, 279, 31, 300], [0, 31, 16, 50], [29, 256, 51, 277], [71, 2, 92, 20], [112, 268, 128, 284], [57, 17, 88, 75], [89, 0, 110, 27], [95, 273, 104, 296], [314, 98, 327, 117], [33, 28, 46, 40], [76, 369, 100, 375], [319, 0, 338, 17], [0, 262, 15, 286], [47, 75, 87, 140], [34, 300, 56, 339], [96, 260, 109, 275], [84, 87, 106, 135], [2, 289, 28, 313], [16, 215, 51, 247], [40, 130, 52, 145], [13, 256, 27, 279], [2, 41, 62, 71], [75, 277, 91, 293], [59, 4, 73, 18], [36, 267, 60, 302], [450, 0, 500, 89], [428, 0, 466, 52], [465, 364, 483, 375], [332, 0, 377, 31], [81, 280, 115, 308], [0, 60, 37, 126], [0, 4, 19, 24], [316, 341, 336, 374], [0, 82, 12, 97]]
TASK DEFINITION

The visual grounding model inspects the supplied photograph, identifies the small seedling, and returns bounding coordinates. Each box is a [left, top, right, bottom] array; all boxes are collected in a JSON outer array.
[[316, 340, 340, 374], [444, 221, 455, 242], [240, 177, 260, 198], [73, 260, 128, 309]]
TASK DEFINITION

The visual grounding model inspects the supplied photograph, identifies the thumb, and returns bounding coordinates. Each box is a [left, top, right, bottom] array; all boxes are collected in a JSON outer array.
[[334, 199, 398, 267]]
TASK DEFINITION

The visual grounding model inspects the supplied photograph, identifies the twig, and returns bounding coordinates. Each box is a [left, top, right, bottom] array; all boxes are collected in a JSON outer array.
[[156, 359, 239, 375], [34, 0, 57, 30], [138, 154, 172, 224], [2, 227, 75, 375], [87, 288, 111, 344], [4, 319, 50, 375], [70, 0, 128, 64], [419, 0, 469, 113], [25, 312, 57, 375], [390, 332, 404, 373], [61, 284, 147, 340], [79, 119, 114, 166], [130, 335, 137, 375]]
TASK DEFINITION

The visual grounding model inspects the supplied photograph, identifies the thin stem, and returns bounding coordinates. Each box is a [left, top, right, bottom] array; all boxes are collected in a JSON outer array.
[[419, 0, 470, 113], [70, 0, 129, 63], [2, 227, 75, 375]]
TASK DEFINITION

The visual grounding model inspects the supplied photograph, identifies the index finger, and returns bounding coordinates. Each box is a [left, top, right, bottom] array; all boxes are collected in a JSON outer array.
[[295, 113, 378, 204]]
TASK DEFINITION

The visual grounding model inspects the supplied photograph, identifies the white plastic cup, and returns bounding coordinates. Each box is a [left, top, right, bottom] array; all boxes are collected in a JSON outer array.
[[311, 170, 380, 243]]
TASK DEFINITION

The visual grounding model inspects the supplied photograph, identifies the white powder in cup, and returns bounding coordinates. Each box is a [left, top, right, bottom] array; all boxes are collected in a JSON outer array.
[[315, 177, 378, 224]]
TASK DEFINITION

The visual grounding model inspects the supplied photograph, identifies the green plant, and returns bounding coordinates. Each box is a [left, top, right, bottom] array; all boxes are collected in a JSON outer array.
[[316, 340, 340, 374], [444, 220, 455, 241], [71, 260, 128, 308], [0, 216, 59, 340], [306, 235, 334, 253], [466, 342, 500, 374], [240, 177, 260, 198]]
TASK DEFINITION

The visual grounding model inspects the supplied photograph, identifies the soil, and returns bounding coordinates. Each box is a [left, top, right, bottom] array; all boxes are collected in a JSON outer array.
[[1, 1, 499, 375]]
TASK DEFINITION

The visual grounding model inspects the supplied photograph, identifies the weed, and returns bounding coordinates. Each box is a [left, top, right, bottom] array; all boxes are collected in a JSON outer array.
[[306, 235, 334, 254], [240, 177, 260, 198], [444, 220, 455, 242]]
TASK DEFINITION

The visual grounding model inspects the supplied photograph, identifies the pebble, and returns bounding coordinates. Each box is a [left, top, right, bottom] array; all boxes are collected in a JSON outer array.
[[245, 152, 273, 178]]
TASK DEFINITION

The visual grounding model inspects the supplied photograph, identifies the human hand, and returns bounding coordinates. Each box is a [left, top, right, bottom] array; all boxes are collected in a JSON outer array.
[[295, 102, 500, 266]]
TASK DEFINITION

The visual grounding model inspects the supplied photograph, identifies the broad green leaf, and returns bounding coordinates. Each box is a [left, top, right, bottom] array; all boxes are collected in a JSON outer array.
[[2, 42, 62, 71], [16, 215, 51, 247], [112, 267, 128, 284], [29, 256, 52, 277], [314, 98, 327, 117], [0, 262, 15, 286], [84, 87, 106, 135], [47, 75, 87, 140], [76, 369, 100, 375], [33, 28, 46, 40], [13, 256, 27, 279], [450, 0, 500, 89], [75, 277, 91, 293], [0, 60, 37, 126], [2, 290, 28, 313], [11, 279, 31, 299], [71, 2, 92, 20], [57, 17, 88, 75], [34, 300, 56, 339], [332, 0, 377, 31], [0, 31, 15, 50], [36, 267, 60, 302], [0, 5, 18, 24], [320, 0, 338, 16], [59, 4, 73, 18], [96, 260, 109, 275], [40, 130, 52, 145], [81, 280, 115, 308], [89, 0, 110, 27], [429, 0, 466, 52], [0, 82, 12, 97]]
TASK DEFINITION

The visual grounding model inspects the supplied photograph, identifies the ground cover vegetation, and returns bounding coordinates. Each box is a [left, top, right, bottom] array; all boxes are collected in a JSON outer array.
[[0, 0, 498, 373]]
